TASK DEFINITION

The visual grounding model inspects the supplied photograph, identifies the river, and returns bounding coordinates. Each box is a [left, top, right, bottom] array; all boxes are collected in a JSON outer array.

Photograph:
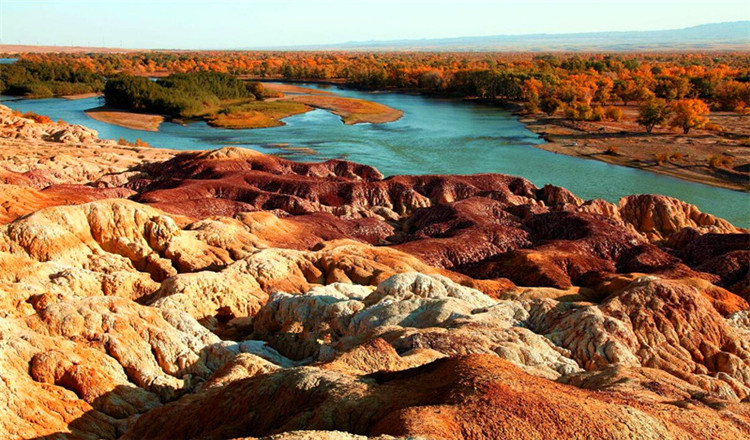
[[2, 82, 748, 227]]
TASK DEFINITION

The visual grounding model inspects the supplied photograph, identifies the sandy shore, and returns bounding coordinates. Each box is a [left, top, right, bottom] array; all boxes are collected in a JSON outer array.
[[284, 94, 403, 125], [63, 92, 103, 100], [263, 84, 402, 124], [261, 83, 336, 96], [519, 107, 750, 192], [85, 106, 164, 132]]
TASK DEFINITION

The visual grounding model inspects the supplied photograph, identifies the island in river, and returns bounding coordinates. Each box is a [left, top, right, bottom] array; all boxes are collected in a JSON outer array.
[[86, 75, 402, 131], [86, 106, 165, 132]]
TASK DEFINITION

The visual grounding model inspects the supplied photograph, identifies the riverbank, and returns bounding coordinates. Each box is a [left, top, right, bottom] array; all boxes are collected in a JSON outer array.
[[63, 92, 103, 100], [518, 106, 750, 193], [260, 82, 336, 96], [86, 106, 164, 131]]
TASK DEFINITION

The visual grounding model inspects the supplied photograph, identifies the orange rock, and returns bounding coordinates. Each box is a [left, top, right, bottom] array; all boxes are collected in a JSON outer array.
[[123, 355, 750, 440], [1, 112, 748, 439]]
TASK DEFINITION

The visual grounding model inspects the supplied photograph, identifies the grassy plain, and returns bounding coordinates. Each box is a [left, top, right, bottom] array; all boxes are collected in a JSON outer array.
[[207, 100, 312, 129]]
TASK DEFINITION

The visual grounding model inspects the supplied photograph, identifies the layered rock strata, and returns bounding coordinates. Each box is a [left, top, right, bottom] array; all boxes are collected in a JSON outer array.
[[0, 105, 748, 439]]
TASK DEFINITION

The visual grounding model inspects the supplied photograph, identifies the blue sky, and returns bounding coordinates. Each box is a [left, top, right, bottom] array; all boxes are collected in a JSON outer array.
[[1, 0, 748, 49]]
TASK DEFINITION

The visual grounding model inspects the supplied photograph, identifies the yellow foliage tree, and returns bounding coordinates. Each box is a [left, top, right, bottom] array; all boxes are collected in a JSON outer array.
[[669, 99, 710, 134]]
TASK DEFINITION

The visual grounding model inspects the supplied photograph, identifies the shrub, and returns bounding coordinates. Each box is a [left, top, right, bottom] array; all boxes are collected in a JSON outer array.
[[591, 105, 605, 121], [539, 96, 561, 116], [564, 102, 593, 121], [604, 145, 619, 155], [523, 101, 539, 113], [5, 82, 54, 98], [245, 81, 268, 100], [654, 152, 669, 166], [21, 111, 52, 123], [708, 154, 734, 169], [605, 106, 622, 121]]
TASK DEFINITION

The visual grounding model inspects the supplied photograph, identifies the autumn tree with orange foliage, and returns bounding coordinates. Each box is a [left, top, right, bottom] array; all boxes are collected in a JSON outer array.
[[670, 99, 710, 134], [4, 51, 749, 129], [521, 78, 542, 112], [715, 80, 750, 113]]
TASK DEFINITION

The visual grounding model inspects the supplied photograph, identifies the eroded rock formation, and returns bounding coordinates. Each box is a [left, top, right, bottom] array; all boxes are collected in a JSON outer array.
[[0, 105, 748, 439]]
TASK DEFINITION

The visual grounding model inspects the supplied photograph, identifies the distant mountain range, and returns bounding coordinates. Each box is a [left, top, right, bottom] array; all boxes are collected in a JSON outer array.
[[267, 21, 750, 52], [2, 21, 747, 54]]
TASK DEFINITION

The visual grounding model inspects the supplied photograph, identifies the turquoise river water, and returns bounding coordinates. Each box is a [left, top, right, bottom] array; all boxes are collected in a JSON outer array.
[[2, 82, 748, 227]]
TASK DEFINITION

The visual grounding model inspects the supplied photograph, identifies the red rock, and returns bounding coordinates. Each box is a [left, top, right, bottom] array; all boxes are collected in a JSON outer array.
[[1, 111, 749, 439], [619, 194, 742, 241], [122, 355, 750, 440]]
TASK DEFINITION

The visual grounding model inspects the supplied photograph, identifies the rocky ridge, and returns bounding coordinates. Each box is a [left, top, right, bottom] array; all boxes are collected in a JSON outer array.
[[0, 105, 748, 439]]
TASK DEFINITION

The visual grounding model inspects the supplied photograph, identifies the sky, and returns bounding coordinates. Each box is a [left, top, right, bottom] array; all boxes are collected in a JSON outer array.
[[1, 0, 748, 49]]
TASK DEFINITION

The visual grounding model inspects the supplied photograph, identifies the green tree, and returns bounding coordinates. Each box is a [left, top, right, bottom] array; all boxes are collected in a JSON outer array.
[[636, 98, 671, 133], [613, 79, 639, 105], [654, 76, 691, 100], [539, 96, 561, 116], [104, 72, 259, 119], [419, 70, 443, 90]]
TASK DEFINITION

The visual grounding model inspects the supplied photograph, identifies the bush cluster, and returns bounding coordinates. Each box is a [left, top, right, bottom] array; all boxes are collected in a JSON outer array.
[[0, 61, 104, 97], [104, 72, 262, 118]]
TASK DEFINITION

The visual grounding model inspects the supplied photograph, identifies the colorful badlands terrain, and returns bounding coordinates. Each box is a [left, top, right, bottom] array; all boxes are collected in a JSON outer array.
[[0, 105, 749, 439]]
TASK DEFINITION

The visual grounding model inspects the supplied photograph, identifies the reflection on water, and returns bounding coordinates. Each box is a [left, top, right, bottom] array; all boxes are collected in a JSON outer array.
[[2, 83, 748, 226]]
